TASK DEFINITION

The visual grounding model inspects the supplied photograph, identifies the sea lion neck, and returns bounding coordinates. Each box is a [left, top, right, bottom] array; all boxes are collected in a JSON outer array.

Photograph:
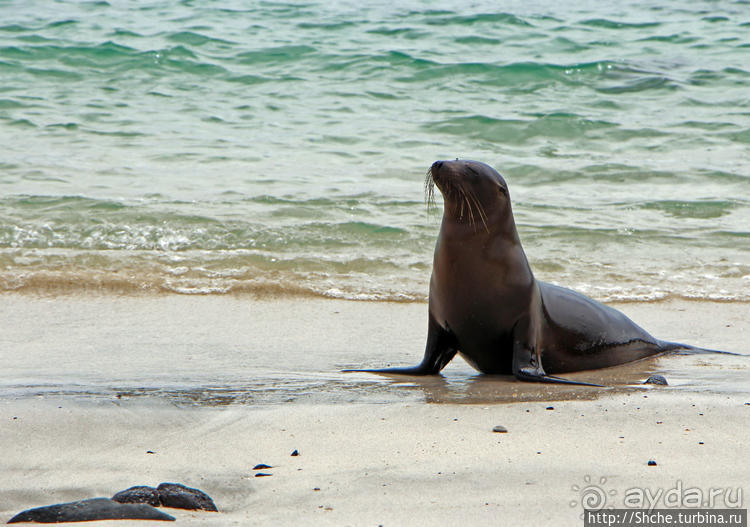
[[438, 216, 516, 244], [438, 201, 522, 246]]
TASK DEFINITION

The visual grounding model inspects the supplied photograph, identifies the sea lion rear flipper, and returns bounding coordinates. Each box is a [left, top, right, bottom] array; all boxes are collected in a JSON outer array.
[[657, 341, 745, 356], [342, 313, 457, 375]]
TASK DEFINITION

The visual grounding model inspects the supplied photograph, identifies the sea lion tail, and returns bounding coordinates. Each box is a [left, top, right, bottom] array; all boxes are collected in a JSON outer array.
[[657, 341, 745, 356]]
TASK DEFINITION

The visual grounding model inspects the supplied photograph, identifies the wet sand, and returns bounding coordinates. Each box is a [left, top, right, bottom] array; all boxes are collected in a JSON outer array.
[[0, 295, 748, 525]]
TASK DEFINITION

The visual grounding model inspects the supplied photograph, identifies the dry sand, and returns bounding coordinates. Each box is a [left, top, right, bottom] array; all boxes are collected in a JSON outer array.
[[0, 295, 748, 525]]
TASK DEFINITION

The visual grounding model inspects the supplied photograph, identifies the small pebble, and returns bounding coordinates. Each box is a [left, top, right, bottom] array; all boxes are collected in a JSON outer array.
[[145, 451, 155, 454], [313, 488, 320, 491], [492, 425, 508, 433], [698, 442, 704, 445], [644, 374, 668, 386], [545, 406, 554, 410], [254, 473, 272, 477], [291, 450, 299, 456], [253, 464, 272, 470], [648, 460, 657, 466]]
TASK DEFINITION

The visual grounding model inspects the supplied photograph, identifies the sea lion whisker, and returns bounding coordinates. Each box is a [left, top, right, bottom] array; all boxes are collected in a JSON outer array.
[[461, 184, 487, 233], [474, 195, 490, 233], [458, 185, 474, 226], [465, 187, 489, 233], [466, 193, 477, 229], [424, 168, 436, 211], [463, 163, 491, 227]]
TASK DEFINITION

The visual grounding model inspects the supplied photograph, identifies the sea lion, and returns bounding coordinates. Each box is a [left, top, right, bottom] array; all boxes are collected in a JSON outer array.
[[347, 159, 734, 385]]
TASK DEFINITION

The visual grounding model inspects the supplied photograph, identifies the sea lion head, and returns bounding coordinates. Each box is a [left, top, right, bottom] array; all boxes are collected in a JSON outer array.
[[426, 159, 514, 233]]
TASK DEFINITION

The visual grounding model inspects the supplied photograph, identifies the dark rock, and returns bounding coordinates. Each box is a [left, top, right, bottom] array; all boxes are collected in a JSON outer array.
[[112, 485, 160, 507], [157, 482, 217, 512], [254, 473, 272, 477], [291, 450, 299, 456], [644, 374, 668, 386], [252, 464, 272, 470], [648, 460, 657, 466], [8, 498, 175, 523], [545, 406, 554, 410], [492, 425, 508, 433]]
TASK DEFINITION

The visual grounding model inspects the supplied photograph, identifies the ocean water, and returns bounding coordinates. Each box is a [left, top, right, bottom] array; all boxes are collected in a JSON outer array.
[[1, 0, 749, 302]]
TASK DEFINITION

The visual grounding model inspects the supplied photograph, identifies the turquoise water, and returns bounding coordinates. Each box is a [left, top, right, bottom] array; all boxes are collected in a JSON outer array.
[[1, 0, 749, 301]]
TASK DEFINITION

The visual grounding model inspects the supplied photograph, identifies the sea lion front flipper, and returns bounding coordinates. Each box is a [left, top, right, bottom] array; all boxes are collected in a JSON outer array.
[[511, 316, 604, 387], [512, 353, 604, 387], [342, 312, 458, 375], [517, 369, 605, 387]]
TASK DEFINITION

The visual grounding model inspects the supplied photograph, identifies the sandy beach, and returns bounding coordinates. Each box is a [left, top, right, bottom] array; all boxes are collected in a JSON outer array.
[[1, 295, 748, 525]]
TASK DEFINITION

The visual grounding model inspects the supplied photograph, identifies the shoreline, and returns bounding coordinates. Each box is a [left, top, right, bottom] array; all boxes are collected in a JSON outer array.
[[0, 294, 747, 403], [3, 282, 750, 303]]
